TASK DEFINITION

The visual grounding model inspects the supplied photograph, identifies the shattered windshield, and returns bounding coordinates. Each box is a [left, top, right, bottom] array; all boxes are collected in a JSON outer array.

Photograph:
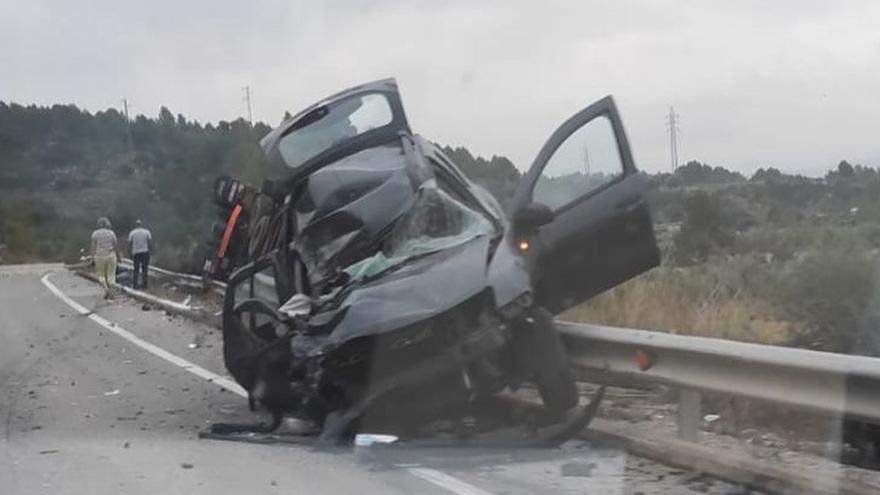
[[344, 181, 495, 281], [278, 93, 394, 170]]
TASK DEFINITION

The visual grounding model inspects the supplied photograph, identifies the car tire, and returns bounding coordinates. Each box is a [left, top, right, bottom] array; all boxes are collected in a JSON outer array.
[[514, 307, 578, 412]]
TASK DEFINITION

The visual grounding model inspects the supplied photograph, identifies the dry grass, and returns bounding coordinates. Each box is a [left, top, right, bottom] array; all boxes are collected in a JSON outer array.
[[562, 266, 794, 345]]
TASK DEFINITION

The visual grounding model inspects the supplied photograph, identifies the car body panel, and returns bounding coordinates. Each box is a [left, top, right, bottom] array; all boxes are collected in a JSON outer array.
[[511, 96, 660, 314], [291, 143, 416, 288]]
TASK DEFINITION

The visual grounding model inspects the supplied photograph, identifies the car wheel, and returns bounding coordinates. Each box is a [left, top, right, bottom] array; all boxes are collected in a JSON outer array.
[[513, 307, 578, 412]]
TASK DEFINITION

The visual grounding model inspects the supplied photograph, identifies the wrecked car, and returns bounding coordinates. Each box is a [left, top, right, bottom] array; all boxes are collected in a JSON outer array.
[[204, 79, 659, 444]]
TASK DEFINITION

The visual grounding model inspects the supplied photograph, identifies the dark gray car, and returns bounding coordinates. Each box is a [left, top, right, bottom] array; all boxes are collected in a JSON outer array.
[[210, 78, 660, 445]]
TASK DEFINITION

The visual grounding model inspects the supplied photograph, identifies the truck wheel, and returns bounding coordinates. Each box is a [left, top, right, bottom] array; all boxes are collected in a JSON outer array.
[[514, 307, 578, 412]]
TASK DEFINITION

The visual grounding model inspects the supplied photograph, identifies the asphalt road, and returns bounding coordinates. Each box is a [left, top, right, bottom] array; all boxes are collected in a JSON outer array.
[[1, 265, 753, 494]]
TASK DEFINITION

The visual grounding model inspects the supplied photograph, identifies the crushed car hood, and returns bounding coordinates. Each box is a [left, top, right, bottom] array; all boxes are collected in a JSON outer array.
[[318, 234, 493, 346], [292, 143, 417, 288]]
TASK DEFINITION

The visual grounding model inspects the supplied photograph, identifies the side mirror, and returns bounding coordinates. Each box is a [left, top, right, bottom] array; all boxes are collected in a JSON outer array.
[[514, 202, 554, 231]]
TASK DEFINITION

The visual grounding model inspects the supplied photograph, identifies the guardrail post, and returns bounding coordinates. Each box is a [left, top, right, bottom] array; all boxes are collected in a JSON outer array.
[[677, 388, 701, 442]]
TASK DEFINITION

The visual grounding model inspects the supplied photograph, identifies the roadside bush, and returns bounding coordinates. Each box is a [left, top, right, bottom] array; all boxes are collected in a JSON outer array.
[[672, 191, 735, 264], [773, 249, 879, 353], [564, 258, 793, 345]]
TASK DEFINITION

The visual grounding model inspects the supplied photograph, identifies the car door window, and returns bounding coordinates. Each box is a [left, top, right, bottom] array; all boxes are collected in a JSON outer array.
[[532, 115, 624, 211]]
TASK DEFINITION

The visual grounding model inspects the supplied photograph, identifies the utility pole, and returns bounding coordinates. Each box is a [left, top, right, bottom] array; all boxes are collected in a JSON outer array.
[[666, 106, 680, 172], [122, 98, 134, 152], [583, 143, 591, 177], [242, 86, 253, 125]]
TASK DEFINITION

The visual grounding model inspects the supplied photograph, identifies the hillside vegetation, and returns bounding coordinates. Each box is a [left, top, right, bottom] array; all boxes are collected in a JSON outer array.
[[2, 101, 879, 355]]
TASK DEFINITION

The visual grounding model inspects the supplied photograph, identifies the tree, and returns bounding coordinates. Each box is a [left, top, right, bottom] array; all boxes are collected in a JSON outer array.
[[673, 191, 733, 263]]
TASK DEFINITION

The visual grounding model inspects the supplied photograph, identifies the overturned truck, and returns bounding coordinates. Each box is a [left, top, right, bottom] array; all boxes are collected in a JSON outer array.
[[202, 79, 659, 445]]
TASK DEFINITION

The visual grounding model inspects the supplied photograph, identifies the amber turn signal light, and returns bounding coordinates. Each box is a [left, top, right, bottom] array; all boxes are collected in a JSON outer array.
[[635, 349, 654, 371]]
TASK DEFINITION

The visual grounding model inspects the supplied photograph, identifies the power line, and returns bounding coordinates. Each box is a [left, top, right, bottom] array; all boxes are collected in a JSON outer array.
[[242, 86, 253, 125], [666, 106, 680, 173]]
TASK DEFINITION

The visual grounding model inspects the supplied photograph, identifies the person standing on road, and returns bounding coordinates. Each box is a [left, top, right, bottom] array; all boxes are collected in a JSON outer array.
[[128, 219, 153, 289], [91, 217, 120, 299]]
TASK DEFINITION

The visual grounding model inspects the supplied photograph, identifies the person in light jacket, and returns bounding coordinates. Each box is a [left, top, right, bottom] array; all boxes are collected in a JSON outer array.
[[91, 217, 120, 299]]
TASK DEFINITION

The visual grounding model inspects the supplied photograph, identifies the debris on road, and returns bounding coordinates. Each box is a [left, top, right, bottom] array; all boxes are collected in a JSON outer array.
[[561, 461, 596, 477], [103, 389, 120, 396], [39, 449, 60, 455], [180, 462, 194, 469]]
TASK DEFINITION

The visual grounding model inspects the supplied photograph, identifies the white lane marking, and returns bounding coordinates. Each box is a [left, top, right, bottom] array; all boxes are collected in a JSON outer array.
[[40, 273, 247, 398], [407, 468, 494, 495], [43, 272, 494, 495]]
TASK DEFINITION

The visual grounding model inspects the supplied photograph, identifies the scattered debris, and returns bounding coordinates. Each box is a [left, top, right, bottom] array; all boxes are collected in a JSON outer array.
[[561, 461, 596, 477], [123, 442, 131, 449], [180, 462, 194, 469], [103, 389, 120, 396], [703, 414, 721, 423], [141, 303, 153, 311], [39, 449, 59, 455]]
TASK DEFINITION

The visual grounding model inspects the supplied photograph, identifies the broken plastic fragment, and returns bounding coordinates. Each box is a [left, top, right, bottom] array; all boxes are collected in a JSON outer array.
[[353, 434, 398, 447], [279, 294, 311, 317]]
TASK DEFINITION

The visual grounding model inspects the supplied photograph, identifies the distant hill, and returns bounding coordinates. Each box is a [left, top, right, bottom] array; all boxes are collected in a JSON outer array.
[[1, 101, 875, 273]]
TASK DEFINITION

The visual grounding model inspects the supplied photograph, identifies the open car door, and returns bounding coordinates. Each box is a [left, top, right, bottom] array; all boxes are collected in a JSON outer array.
[[511, 96, 659, 315]]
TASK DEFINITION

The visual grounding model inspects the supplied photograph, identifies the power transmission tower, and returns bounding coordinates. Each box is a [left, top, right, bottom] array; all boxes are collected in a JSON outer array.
[[122, 98, 134, 152], [583, 143, 591, 177], [242, 86, 253, 125], [666, 106, 680, 172]]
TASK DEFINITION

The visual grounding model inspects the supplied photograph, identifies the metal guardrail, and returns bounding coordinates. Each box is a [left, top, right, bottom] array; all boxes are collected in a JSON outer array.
[[558, 321, 880, 438], [119, 258, 227, 292]]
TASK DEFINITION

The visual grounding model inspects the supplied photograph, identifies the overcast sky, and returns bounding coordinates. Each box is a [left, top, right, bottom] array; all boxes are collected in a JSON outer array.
[[2, 0, 878, 175]]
